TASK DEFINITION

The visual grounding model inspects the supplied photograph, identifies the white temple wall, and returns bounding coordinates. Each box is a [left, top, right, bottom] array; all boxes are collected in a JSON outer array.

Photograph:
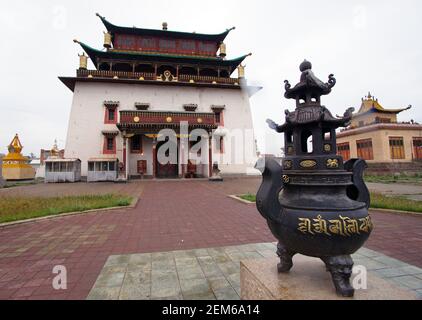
[[65, 82, 258, 176]]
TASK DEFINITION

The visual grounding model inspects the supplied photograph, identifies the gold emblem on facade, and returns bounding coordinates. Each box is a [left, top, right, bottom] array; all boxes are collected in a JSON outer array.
[[300, 160, 317, 168], [324, 144, 332, 152], [166, 117, 173, 123], [326, 159, 339, 168], [197, 118, 203, 124], [133, 116, 140, 123], [282, 175, 290, 184], [283, 160, 293, 169]]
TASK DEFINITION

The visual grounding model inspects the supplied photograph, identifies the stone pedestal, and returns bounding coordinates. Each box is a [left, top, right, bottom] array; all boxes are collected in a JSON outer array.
[[240, 255, 416, 300]]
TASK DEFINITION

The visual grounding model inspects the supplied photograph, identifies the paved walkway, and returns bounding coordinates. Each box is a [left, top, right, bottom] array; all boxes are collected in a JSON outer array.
[[87, 243, 421, 300], [0, 179, 421, 300]]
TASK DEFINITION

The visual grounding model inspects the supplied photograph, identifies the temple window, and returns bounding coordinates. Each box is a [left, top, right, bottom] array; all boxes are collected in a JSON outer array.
[[413, 137, 422, 160], [389, 137, 405, 159], [104, 104, 118, 124], [337, 142, 351, 161], [135, 103, 150, 111], [131, 135, 143, 153], [212, 106, 225, 126], [103, 136, 116, 154], [356, 138, 374, 160]]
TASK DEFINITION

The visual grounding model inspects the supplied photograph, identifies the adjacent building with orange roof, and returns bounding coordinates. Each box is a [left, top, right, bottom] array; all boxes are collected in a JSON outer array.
[[336, 93, 422, 172]]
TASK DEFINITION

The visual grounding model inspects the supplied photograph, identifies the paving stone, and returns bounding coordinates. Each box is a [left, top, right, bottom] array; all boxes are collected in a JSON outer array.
[[152, 252, 174, 261], [152, 260, 176, 273], [151, 275, 180, 298], [226, 273, 241, 288], [372, 256, 409, 268], [128, 253, 151, 265], [175, 257, 200, 268], [214, 287, 240, 300], [357, 247, 382, 258], [105, 255, 131, 267], [183, 292, 216, 300], [123, 271, 151, 286], [208, 276, 232, 292], [101, 265, 127, 274], [353, 258, 390, 271], [119, 284, 151, 300], [87, 287, 121, 300], [173, 250, 197, 259], [390, 276, 422, 290], [180, 278, 212, 297], [177, 266, 205, 280], [374, 266, 422, 278], [94, 272, 125, 288], [217, 262, 239, 276], [193, 249, 210, 257]]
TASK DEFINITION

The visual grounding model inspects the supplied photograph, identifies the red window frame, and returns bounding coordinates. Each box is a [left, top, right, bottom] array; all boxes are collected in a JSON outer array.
[[103, 136, 116, 154], [105, 107, 118, 124]]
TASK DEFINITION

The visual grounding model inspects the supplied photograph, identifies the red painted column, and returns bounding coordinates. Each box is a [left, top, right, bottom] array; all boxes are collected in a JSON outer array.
[[208, 134, 213, 177], [123, 137, 127, 179], [152, 137, 157, 178]]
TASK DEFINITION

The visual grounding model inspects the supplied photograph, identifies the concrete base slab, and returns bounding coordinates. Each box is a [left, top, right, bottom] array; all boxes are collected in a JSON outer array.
[[240, 255, 417, 300]]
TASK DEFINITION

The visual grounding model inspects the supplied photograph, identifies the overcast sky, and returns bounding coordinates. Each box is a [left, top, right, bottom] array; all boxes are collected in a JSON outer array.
[[1, 0, 421, 157]]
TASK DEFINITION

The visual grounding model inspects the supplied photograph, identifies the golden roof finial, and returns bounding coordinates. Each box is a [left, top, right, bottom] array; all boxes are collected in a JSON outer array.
[[8, 134, 23, 154]]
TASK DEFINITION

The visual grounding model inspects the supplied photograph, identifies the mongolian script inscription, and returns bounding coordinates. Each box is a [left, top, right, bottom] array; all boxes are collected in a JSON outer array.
[[298, 215, 373, 237]]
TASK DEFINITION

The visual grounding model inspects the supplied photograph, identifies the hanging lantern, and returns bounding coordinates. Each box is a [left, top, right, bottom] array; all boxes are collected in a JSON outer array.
[[219, 42, 227, 58], [103, 31, 112, 49], [78, 53, 88, 70], [238, 64, 245, 79]]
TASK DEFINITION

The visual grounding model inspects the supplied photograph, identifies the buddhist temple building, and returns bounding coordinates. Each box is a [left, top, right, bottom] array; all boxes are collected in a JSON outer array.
[[60, 14, 260, 179], [336, 93, 422, 172], [2, 134, 36, 180]]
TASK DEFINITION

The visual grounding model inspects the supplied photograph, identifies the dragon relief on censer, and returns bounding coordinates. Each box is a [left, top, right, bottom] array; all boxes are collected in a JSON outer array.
[[256, 60, 373, 297]]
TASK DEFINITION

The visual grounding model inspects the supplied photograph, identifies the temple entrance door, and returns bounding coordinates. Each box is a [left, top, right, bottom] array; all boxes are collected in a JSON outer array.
[[156, 140, 179, 178]]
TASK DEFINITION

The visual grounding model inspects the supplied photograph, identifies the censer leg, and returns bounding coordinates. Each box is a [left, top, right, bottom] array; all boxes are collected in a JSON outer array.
[[276, 242, 295, 273], [322, 255, 354, 297]]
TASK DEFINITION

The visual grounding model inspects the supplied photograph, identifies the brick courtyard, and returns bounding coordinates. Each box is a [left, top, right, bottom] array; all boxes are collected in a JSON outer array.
[[0, 178, 421, 299]]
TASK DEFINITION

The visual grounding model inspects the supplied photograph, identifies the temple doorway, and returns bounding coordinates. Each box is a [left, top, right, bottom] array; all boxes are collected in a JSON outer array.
[[156, 139, 179, 178]]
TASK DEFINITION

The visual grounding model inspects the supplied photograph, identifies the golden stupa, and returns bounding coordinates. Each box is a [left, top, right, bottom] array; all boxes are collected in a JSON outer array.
[[2, 134, 35, 180]]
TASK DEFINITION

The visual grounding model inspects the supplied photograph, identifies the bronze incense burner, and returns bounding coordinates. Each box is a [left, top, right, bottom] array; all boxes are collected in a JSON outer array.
[[256, 60, 373, 297]]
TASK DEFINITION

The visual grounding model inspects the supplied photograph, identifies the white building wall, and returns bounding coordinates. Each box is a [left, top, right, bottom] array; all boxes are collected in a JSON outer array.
[[65, 82, 258, 176]]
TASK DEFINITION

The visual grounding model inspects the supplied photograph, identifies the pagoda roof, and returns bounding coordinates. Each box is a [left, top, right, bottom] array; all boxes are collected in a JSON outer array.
[[96, 13, 235, 43], [75, 41, 250, 72], [354, 93, 411, 117]]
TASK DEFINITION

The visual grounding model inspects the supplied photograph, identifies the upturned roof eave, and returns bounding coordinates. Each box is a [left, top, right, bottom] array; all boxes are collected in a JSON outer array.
[[96, 13, 234, 43], [75, 41, 248, 71]]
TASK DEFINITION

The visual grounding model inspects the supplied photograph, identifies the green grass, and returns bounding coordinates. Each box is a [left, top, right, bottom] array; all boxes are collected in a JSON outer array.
[[364, 174, 422, 184], [239, 194, 256, 202], [0, 194, 133, 223], [238, 193, 422, 213], [370, 193, 422, 213]]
